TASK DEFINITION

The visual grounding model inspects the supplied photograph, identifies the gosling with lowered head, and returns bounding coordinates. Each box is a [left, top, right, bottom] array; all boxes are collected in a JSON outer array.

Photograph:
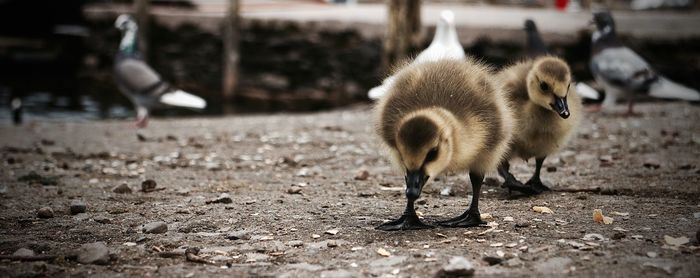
[[374, 58, 514, 230]]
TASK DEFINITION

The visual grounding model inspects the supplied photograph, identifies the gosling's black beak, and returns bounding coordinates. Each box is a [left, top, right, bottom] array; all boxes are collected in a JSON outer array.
[[551, 96, 570, 119], [405, 170, 428, 200]]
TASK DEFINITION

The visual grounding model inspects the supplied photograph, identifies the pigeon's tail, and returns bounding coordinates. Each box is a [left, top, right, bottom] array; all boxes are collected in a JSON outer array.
[[575, 82, 601, 100], [368, 85, 387, 100], [648, 77, 700, 102], [159, 90, 207, 109]]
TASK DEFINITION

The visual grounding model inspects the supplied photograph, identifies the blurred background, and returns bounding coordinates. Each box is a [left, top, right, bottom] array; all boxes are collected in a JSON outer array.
[[1, 0, 699, 122]]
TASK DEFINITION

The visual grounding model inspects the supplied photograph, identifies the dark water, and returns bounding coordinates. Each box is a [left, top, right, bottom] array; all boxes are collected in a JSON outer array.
[[0, 90, 132, 125]]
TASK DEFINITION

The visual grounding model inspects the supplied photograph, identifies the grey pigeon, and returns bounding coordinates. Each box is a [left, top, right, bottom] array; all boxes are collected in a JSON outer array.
[[524, 19, 601, 102], [114, 14, 206, 128], [590, 11, 699, 114]]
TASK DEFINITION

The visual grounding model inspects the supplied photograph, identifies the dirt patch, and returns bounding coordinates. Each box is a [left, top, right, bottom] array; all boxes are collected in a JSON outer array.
[[0, 102, 699, 276]]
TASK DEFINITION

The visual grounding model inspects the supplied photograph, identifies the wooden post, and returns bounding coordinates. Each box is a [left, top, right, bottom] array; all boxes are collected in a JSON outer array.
[[134, 0, 150, 61], [222, 0, 240, 112], [383, 0, 421, 71]]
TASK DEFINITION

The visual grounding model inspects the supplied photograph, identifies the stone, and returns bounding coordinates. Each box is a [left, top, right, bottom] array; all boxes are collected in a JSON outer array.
[[642, 261, 676, 275], [76, 242, 111, 265], [436, 256, 475, 277], [354, 169, 369, 181], [504, 257, 523, 267], [287, 240, 304, 247], [369, 256, 407, 267], [206, 193, 233, 204], [534, 257, 572, 273], [287, 186, 302, 194], [225, 230, 251, 240], [611, 232, 626, 240], [643, 158, 660, 169], [141, 179, 157, 192], [143, 221, 168, 234], [70, 200, 86, 215], [94, 216, 112, 224], [37, 207, 54, 219], [13, 248, 35, 257], [327, 240, 339, 248], [320, 270, 355, 278], [583, 233, 606, 241], [113, 183, 132, 194], [515, 220, 530, 228], [482, 256, 503, 266]]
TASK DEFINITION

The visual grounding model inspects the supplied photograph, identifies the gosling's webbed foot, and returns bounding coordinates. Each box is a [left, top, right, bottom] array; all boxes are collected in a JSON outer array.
[[437, 210, 485, 228], [524, 177, 550, 193], [376, 214, 434, 231], [502, 179, 540, 196]]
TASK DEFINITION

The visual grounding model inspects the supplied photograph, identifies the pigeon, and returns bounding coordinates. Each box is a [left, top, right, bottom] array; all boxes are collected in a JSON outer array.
[[113, 14, 206, 128], [590, 11, 699, 114], [368, 10, 465, 100], [10, 93, 22, 125], [523, 19, 602, 102]]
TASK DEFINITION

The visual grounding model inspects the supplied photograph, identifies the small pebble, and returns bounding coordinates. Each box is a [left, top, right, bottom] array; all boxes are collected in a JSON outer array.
[[37, 207, 54, 218], [113, 183, 132, 194], [327, 240, 339, 248], [94, 216, 112, 224], [643, 158, 660, 169], [436, 256, 475, 277], [70, 200, 86, 215], [287, 240, 304, 247], [143, 221, 168, 234], [287, 186, 302, 194], [225, 230, 250, 240], [13, 248, 35, 257], [206, 193, 233, 204], [76, 242, 111, 265], [611, 232, 626, 240], [354, 169, 370, 181], [325, 229, 339, 235], [647, 251, 658, 258], [515, 221, 530, 228], [482, 256, 503, 266], [141, 179, 157, 192]]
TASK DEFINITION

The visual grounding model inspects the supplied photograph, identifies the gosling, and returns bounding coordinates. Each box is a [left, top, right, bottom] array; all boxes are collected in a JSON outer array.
[[374, 59, 514, 230], [497, 56, 582, 195]]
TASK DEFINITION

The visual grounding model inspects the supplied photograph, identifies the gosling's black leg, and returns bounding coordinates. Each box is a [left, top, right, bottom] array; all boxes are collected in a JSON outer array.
[[437, 172, 486, 228], [524, 157, 550, 193], [498, 161, 539, 195]]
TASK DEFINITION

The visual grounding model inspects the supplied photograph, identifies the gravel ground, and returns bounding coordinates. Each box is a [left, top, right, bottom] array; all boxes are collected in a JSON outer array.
[[0, 102, 699, 277]]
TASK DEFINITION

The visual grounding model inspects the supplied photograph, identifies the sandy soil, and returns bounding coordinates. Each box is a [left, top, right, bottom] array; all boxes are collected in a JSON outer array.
[[0, 102, 699, 277]]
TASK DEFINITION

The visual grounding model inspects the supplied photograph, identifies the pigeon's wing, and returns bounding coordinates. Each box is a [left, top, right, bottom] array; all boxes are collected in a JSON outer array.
[[590, 47, 656, 91], [114, 58, 163, 96]]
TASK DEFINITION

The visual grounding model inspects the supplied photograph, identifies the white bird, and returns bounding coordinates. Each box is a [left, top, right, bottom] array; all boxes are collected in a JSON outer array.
[[590, 11, 699, 114], [368, 10, 465, 100], [113, 14, 206, 128]]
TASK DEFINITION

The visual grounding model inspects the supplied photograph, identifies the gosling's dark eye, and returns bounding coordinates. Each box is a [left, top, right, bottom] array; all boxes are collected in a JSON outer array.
[[425, 147, 439, 163], [540, 81, 550, 92]]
